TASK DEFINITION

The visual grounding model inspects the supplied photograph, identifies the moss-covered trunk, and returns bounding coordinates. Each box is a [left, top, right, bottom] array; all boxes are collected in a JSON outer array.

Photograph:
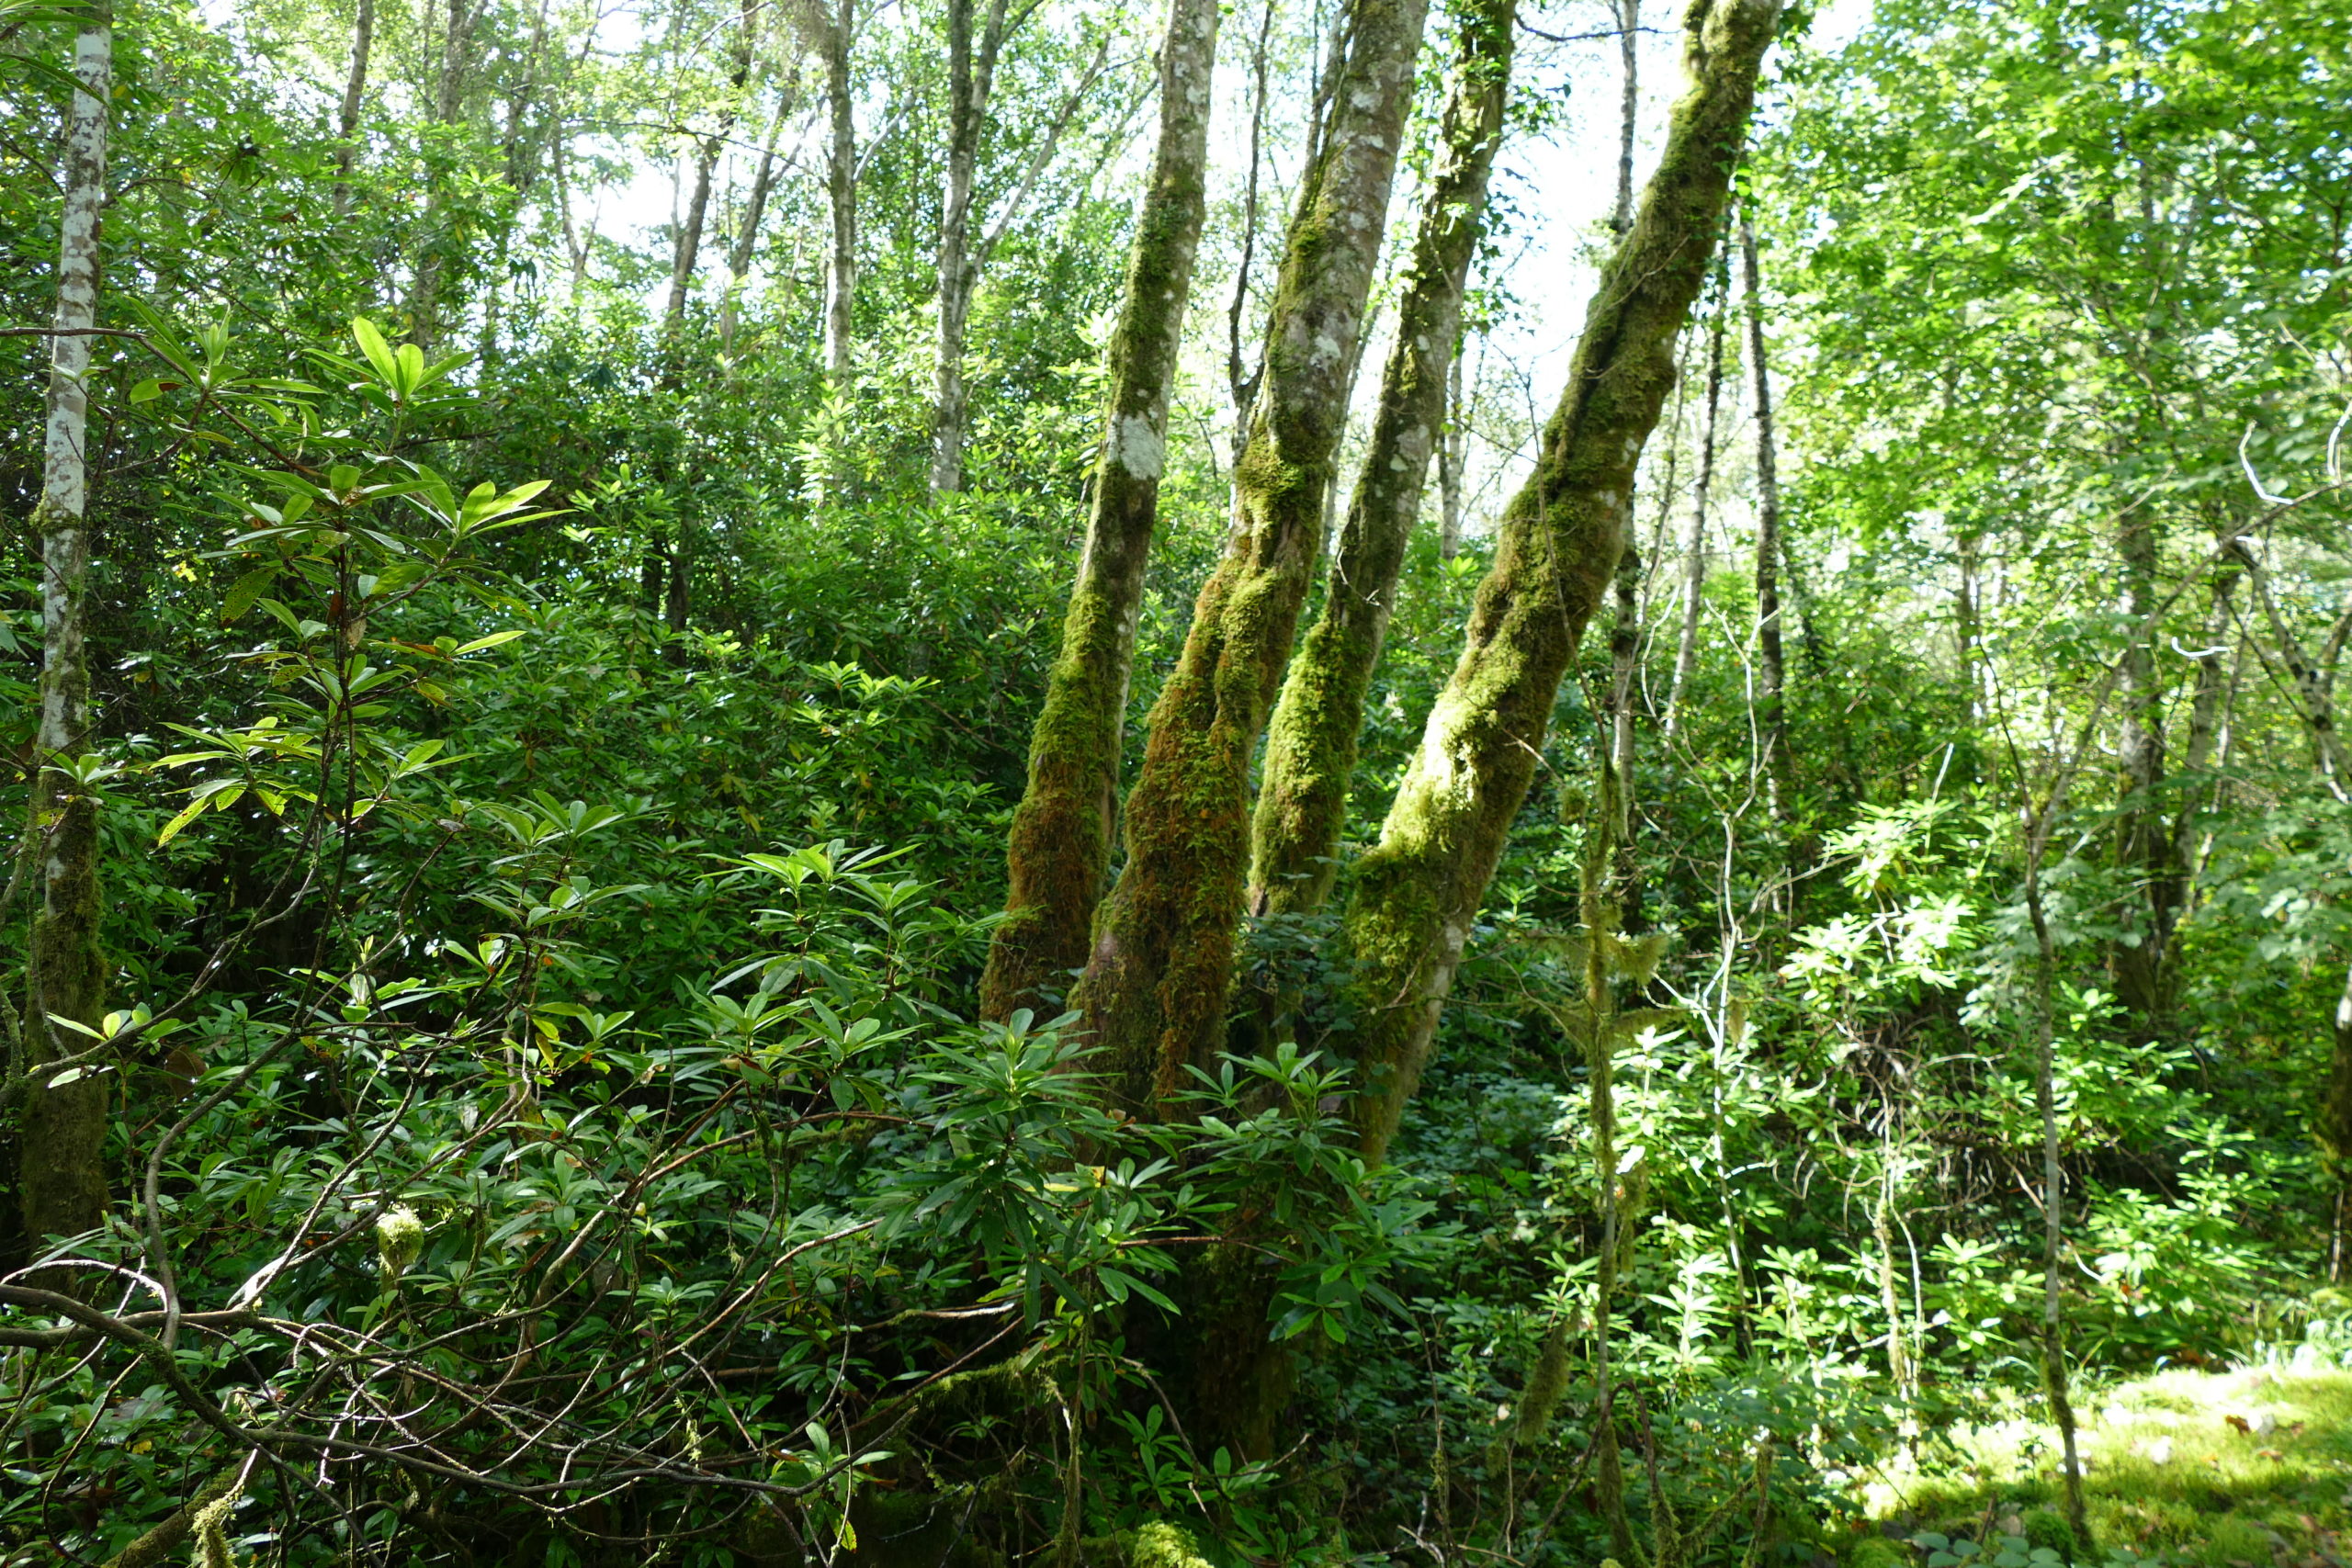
[[21, 0, 114, 1249], [1247, 0, 1515, 922], [1338, 0, 1781, 1166], [1071, 0, 1430, 1116], [979, 0, 1221, 1021]]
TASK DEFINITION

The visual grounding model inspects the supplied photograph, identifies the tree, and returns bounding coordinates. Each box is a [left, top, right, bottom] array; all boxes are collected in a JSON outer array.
[[1248, 0, 1517, 922], [1069, 0, 1432, 1117], [1339, 0, 1783, 1165], [19, 0, 114, 1251], [980, 0, 1221, 1020]]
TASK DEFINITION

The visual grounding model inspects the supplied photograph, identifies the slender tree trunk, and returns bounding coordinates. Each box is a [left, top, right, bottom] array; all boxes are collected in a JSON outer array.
[[408, 0, 483, 350], [821, 0, 857, 382], [722, 89, 797, 352], [671, 2, 756, 331], [1249, 0, 1515, 920], [334, 0, 375, 216], [978, 0, 1222, 1021], [2111, 505, 2177, 1034], [927, 0, 1012, 495], [21, 0, 114, 1250], [1223, 0, 1278, 459], [2022, 843, 2091, 1549], [1437, 341, 1470, 559], [1664, 243, 1728, 735], [669, 138, 722, 326], [1338, 0, 1782, 1167], [1602, 0, 1645, 922], [1956, 527, 1983, 721], [1739, 204, 1789, 822], [1070, 0, 1432, 1118], [1612, 0, 1639, 231]]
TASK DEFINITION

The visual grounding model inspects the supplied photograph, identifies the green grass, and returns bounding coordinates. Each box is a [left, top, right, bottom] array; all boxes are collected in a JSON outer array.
[[1848, 1369, 2352, 1565]]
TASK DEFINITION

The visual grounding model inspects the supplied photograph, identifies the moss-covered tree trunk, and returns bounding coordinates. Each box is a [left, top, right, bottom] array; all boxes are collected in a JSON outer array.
[[979, 0, 1221, 1021], [1247, 0, 1515, 921], [21, 0, 114, 1249], [1071, 0, 1431, 1116], [1338, 0, 1781, 1166]]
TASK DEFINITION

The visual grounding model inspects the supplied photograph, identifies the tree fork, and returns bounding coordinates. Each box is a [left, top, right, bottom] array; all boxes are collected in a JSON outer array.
[[980, 0, 1221, 1020], [1338, 0, 1782, 1166], [1248, 0, 1516, 922], [1070, 0, 1431, 1115]]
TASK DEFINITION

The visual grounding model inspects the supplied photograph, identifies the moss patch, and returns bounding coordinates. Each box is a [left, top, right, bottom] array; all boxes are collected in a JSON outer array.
[[1859, 1368, 2352, 1563]]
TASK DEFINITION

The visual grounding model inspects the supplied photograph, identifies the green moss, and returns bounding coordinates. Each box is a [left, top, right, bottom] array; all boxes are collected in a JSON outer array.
[[1123, 1522, 1214, 1568], [1847, 1538, 1906, 1568], [2021, 1510, 2077, 1561]]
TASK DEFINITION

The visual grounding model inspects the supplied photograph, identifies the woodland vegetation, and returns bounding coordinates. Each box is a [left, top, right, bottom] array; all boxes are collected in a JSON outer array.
[[6, 0, 2352, 1560]]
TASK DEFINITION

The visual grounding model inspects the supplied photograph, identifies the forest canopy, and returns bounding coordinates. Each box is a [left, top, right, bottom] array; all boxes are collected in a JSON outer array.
[[6, 0, 2352, 1561]]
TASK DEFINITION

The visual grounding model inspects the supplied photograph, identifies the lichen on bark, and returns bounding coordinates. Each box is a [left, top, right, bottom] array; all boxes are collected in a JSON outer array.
[[1249, 0, 1515, 924], [1071, 0, 1432, 1117], [1337, 0, 1785, 1167], [981, 0, 1220, 1021]]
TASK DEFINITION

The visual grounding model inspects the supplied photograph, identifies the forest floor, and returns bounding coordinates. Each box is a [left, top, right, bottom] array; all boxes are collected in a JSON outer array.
[[1859, 1365, 2352, 1566]]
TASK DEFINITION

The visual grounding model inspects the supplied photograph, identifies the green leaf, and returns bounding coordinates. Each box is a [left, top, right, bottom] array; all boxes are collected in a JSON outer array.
[[221, 564, 279, 624], [453, 629, 528, 655], [351, 317, 399, 386]]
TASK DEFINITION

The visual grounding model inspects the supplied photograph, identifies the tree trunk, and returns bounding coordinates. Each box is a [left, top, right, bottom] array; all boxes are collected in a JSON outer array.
[[407, 0, 483, 350], [927, 0, 1012, 495], [1069, 0, 1432, 1119], [978, 0, 1222, 1021], [2111, 505, 2177, 1034], [722, 88, 797, 351], [1740, 204, 1789, 824], [671, 1, 756, 331], [21, 0, 114, 1250], [1338, 0, 1782, 1168], [821, 0, 857, 382], [1247, 0, 1514, 922], [1437, 342, 1470, 558], [1601, 0, 1644, 920], [669, 137, 722, 326], [1664, 243, 1729, 735], [334, 0, 374, 216]]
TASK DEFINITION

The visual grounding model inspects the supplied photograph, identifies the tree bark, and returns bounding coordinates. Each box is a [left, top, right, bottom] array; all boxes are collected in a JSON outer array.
[[670, 0, 757, 330], [669, 138, 723, 326], [2111, 505, 2178, 1034], [1602, 0, 1644, 922], [1069, 0, 1432, 1119], [1664, 243, 1729, 735], [721, 87, 799, 352], [333, 0, 375, 216], [22, 0, 114, 1250], [1337, 0, 1782, 1167], [1437, 341, 1470, 558], [1247, 0, 1515, 921], [820, 0, 856, 382], [1739, 203, 1789, 823], [926, 0, 1012, 495], [978, 0, 1222, 1021]]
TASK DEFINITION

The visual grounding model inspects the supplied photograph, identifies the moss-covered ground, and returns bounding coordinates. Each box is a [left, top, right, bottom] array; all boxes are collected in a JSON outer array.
[[1849, 1366, 2352, 1566]]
